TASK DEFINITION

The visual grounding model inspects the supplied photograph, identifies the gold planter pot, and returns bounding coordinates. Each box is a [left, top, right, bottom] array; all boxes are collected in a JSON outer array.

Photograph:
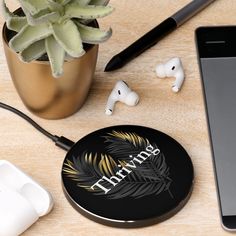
[[2, 23, 98, 119]]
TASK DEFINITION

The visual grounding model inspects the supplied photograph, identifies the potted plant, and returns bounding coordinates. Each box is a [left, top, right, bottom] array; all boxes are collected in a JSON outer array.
[[1, 0, 113, 119]]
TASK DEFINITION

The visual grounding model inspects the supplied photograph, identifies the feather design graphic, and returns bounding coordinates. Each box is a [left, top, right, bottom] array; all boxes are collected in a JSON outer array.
[[63, 153, 119, 192], [104, 131, 149, 158], [63, 131, 172, 199]]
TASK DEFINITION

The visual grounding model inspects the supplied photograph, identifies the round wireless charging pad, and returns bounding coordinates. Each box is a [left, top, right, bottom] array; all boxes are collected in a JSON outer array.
[[61, 125, 194, 227]]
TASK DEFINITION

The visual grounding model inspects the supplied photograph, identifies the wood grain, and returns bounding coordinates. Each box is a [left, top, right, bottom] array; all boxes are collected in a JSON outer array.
[[0, 0, 234, 235]]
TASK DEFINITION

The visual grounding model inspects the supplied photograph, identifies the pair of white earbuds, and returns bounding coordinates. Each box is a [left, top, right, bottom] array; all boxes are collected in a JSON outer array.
[[105, 57, 185, 115]]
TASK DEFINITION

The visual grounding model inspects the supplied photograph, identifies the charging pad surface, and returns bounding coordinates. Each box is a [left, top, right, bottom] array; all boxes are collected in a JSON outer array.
[[62, 125, 194, 227]]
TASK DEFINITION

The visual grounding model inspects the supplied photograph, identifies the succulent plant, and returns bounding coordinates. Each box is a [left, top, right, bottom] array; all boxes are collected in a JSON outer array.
[[1, 0, 113, 77]]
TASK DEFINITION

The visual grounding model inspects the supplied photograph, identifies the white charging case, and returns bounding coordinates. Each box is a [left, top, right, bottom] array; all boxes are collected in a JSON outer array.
[[0, 160, 53, 236]]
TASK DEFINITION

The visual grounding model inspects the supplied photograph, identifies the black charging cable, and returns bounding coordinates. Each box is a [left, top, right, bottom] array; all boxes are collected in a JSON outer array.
[[0, 102, 75, 151]]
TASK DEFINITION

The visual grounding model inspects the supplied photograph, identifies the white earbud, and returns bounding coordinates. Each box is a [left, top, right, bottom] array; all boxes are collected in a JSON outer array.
[[155, 57, 185, 93], [105, 80, 139, 115], [0, 160, 53, 236]]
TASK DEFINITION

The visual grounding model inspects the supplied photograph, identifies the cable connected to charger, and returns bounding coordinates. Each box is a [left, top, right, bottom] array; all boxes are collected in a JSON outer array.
[[0, 102, 75, 151]]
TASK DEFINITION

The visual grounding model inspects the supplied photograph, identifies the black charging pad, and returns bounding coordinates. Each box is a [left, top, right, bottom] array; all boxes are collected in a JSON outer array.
[[61, 125, 194, 227]]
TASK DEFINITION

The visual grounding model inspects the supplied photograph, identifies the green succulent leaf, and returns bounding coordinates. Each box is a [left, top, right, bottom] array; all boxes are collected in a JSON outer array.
[[75, 21, 112, 44], [70, 0, 91, 5], [80, 0, 91, 5], [64, 53, 74, 61], [6, 17, 28, 32], [26, 10, 60, 26], [9, 24, 52, 52], [48, 0, 63, 13], [19, 0, 50, 15], [89, 0, 109, 6], [1, 0, 14, 18], [75, 0, 110, 24], [65, 4, 114, 20], [3, 0, 113, 78], [19, 0, 60, 26], [20, 39, 46, 62], [52, 20, 84, 57], [56, 0, 72, 5], [45, 35, 65, 78], [1, 0, 27, 32]]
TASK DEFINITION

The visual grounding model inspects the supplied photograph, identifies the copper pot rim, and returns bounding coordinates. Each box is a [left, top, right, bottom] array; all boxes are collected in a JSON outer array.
[[2, 8, 99, 66]]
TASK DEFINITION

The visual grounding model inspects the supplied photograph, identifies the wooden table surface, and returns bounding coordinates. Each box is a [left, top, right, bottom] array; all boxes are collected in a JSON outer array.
[[0, 0, 235, 235]]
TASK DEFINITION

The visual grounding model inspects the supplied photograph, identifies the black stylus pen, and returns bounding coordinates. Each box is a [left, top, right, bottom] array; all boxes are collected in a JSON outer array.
[[105, 0, 215, 72]]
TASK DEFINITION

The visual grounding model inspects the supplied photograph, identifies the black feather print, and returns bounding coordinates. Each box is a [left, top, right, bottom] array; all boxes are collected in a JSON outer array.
[[63, 131, 172, 199]]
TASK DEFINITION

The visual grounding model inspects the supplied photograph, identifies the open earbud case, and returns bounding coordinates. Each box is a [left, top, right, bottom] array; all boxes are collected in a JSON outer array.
[[0, 160, 53, 236]]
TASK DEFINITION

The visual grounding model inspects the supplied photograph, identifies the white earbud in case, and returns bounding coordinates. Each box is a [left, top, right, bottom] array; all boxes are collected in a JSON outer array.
[[0, 160, 53, 236]]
